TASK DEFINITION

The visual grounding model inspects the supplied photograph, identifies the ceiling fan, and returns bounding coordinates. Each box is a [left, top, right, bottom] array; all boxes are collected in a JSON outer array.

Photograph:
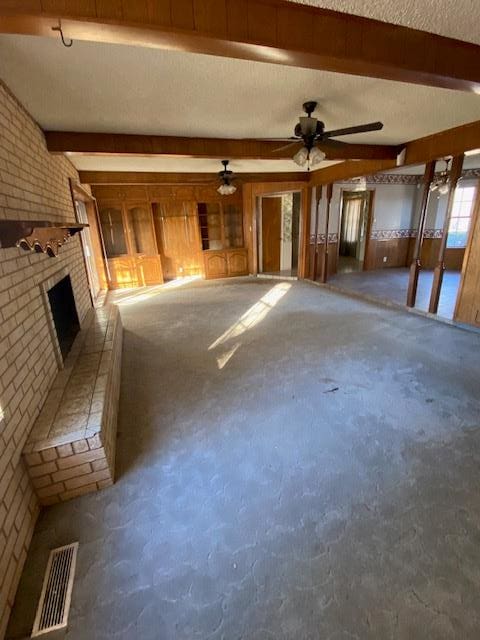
[[273, 101, 384, 169], [217, 160, 237, 195]]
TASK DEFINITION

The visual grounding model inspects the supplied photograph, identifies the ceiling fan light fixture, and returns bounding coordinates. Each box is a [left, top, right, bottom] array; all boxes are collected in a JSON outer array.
[[309, 147, 326, 167], [217, 182, 237, 196], [438, 182, 450, 196], [293, 147, 309, 167]]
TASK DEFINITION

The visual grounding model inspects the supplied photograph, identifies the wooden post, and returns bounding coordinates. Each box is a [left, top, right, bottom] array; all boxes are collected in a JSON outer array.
[[322, 183, 333, 283], [428, 154, 464, 314], [312, 186, 322, 281], [406, 161, 435, 307]]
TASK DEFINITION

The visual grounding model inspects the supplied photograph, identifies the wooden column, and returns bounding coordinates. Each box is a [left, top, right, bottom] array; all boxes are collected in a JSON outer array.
[[299, 186, 313, 279], [406, 161, 436, 307], [312, 186, 322, 281], [322, 184, 333, 283], [428, 155, 464, 314]]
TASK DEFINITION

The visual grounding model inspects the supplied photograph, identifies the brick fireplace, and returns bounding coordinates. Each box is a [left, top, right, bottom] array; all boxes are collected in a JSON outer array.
[[0, 80, 91, 638]]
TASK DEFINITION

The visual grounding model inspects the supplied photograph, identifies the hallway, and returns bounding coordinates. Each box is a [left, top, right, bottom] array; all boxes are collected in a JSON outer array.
[[8, 279, 480, 639]]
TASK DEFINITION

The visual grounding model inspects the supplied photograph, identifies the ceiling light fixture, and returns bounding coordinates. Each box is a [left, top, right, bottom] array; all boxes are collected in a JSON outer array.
[[293, 146, 326, 169], [430, 158, 451, 196], [217, 160, 237, 196]]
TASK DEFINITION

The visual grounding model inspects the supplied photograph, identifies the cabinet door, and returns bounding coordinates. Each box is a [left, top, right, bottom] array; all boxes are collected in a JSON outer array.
[[107, 257, 138, 289], [135, 256, 164, 286], [204, 251, 228, 279], [223, 204, 244, 248], [227, 249, 248, 276], [98, 203, 128, 258], [153, 202, 203, 279], [125, 203, 157, 255]]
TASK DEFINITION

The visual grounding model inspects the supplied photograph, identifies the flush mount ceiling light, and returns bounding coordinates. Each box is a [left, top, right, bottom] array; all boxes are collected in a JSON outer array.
[[217, 160, 237, 196], [272, 101, 384, 171], [430, 158, 452, 196]]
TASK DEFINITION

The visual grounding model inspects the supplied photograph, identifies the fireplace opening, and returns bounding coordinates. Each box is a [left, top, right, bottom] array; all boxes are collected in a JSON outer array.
[[47, 275, 80, 361]]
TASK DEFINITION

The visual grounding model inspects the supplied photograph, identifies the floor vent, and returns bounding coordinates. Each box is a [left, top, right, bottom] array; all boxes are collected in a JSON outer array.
[[31, 543, 79, 637]]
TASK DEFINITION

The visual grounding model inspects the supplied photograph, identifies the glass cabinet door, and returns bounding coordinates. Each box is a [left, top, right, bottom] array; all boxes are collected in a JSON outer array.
[[98, 205, 127, 258], [223, 204, 244, 248], [126, 204, 157, 255]]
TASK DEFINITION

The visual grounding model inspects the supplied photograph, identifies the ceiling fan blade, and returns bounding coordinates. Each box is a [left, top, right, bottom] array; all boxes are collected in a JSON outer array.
[[322, 121, 384, 139], [271, 141, 302, 153]]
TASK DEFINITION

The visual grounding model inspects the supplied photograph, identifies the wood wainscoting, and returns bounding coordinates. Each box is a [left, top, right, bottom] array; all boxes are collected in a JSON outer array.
[[365, 237, 413, 270], [421, 239, 466, 270]]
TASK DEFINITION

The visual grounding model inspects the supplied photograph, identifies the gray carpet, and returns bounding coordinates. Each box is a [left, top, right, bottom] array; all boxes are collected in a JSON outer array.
[[8, 278, 480, 639]]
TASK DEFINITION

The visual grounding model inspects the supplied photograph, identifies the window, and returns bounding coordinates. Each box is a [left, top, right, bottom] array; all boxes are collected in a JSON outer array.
[[447, 185, 476, 248]]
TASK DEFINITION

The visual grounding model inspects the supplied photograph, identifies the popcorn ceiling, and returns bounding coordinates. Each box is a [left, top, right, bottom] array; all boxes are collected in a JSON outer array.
[[287, 0, 480, 45]]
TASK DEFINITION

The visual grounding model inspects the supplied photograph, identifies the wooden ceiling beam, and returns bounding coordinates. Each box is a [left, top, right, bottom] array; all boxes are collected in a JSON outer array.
[[309, 119, 480, 185], [44, 131, 400, 161], [308, 160, 397, 186], [78, 170, 310, 185], [0, 1, 479, 92], [403, 120, 480, 166]]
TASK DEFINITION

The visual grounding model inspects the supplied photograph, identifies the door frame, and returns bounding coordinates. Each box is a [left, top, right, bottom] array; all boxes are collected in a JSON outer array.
[[254, 188, 304, 277], [69, 179, 109, 301], [337, 188, 375, 271]]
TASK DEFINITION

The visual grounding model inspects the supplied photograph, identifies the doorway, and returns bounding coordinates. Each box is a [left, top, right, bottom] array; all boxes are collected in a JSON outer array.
[[338, 191, 371, 273], [259, 192, 301, 277]]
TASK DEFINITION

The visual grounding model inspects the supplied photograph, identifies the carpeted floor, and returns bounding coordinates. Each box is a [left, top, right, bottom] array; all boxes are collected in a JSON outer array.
[[8, 278, 480, 639]]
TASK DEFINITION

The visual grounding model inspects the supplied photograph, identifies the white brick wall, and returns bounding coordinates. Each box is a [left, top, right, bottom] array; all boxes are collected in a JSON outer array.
[[0, 80, 91, 638]]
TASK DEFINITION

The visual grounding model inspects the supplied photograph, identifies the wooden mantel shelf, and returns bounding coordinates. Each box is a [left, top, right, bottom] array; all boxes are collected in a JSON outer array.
[[0, 220, 87, 257]]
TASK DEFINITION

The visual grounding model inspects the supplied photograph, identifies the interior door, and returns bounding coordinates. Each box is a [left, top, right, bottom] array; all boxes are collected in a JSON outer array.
[[262, 197, 282, 272], [153, 201, 202, 279]]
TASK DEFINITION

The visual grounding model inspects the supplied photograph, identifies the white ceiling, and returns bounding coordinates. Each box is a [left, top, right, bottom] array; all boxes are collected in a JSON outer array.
[[68, 155, 340, 173], [287, 0, 480, 45], [0, 33, 479, 173]]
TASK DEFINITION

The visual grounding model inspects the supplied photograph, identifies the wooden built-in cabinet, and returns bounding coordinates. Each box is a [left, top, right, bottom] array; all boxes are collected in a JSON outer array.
[[97, 200, 163, 288], [198, 198, 248, 279], [93, 184, 249, 287]]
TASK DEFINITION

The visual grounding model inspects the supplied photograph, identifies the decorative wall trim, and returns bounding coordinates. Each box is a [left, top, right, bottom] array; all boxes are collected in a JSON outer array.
[[342, 168, 480, 186], [370, 228, 444, 240], [343, 174, 420, 185], [371, 229, 416, 240], [423, 228, 444, 239], [310, 233, 338, 244], [462, 168, 480, 180]]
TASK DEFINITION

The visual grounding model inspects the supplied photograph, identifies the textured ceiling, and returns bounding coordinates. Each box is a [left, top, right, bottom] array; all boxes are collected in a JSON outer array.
[[1, 33, 479, 173], [286, 0, 480, 45]]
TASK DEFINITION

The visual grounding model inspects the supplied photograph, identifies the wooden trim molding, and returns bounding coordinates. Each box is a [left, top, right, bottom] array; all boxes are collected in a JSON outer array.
[[1, 1, 479, 91]]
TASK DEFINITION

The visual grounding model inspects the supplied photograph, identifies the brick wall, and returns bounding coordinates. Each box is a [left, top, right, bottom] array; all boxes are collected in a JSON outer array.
[[0, 80, 91, 638]]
